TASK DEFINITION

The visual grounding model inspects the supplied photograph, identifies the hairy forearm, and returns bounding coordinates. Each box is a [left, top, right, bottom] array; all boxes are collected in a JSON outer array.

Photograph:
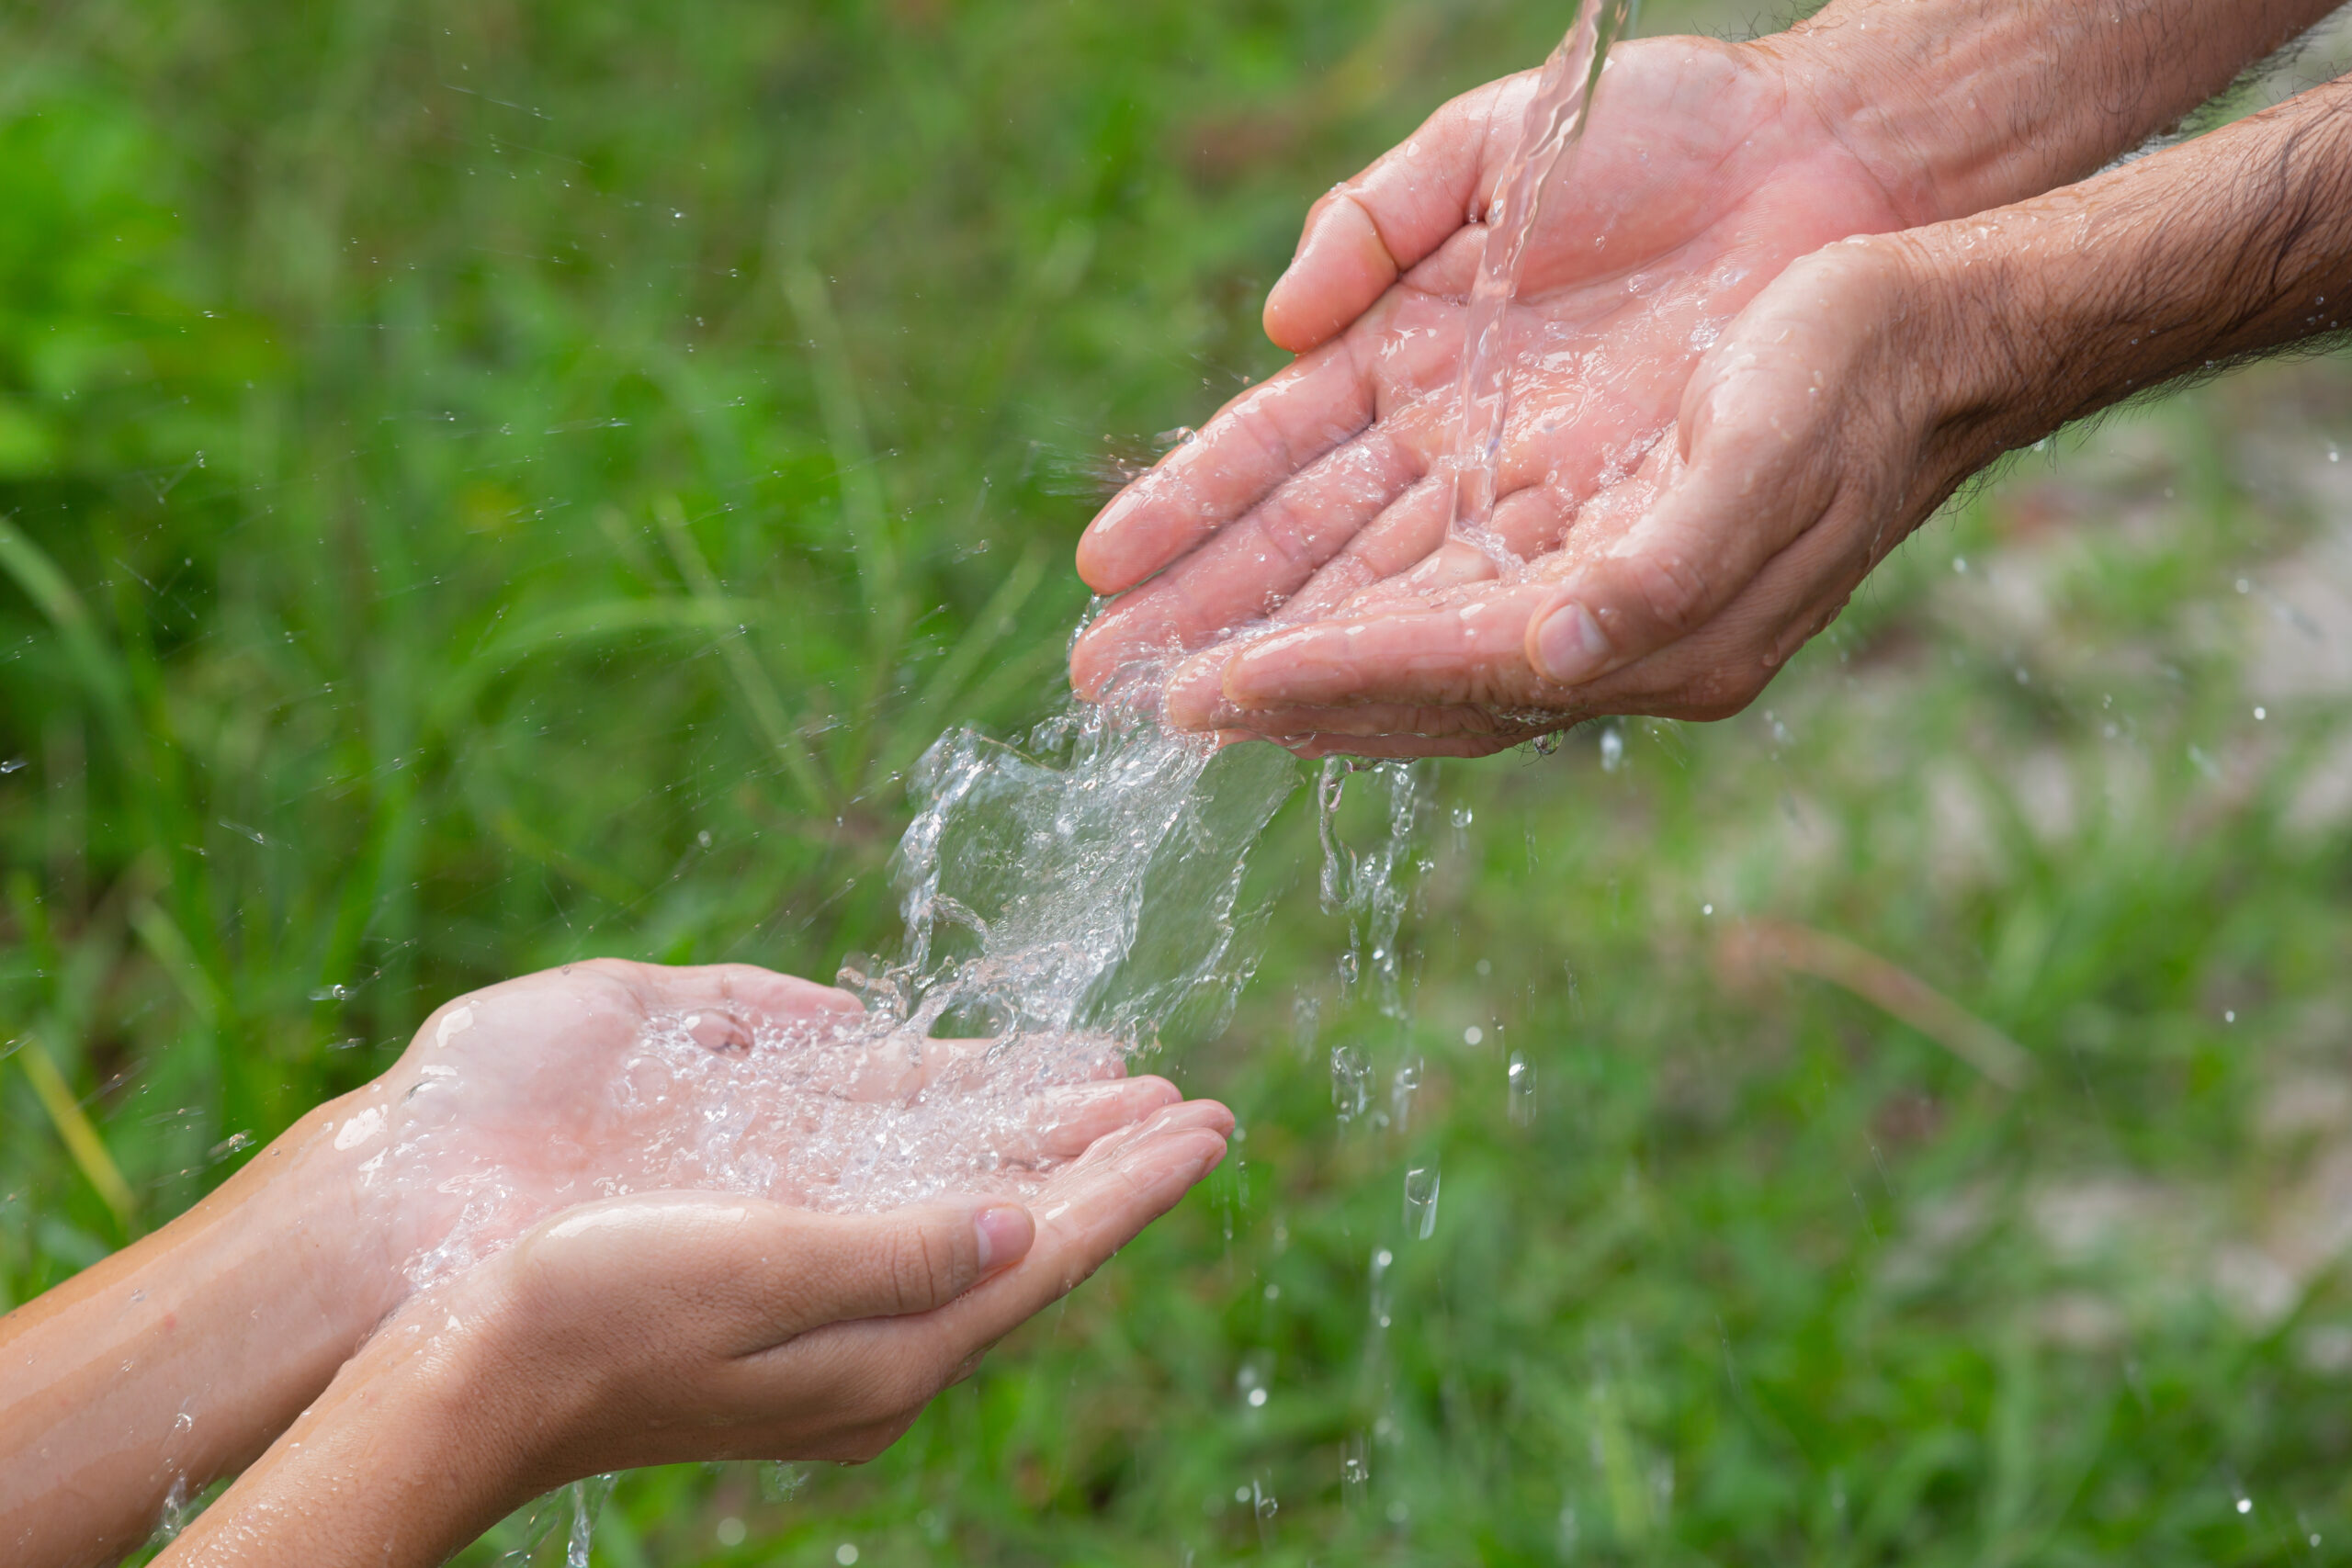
[[1783, 0, 2345, 223], [0, 1099, 402, 1568], [1904, 72, 2352, 460]]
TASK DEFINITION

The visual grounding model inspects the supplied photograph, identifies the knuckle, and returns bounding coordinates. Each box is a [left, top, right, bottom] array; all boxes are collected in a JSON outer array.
[[1617, 547, 1713, 637], [887, 1226, 950, 1313]]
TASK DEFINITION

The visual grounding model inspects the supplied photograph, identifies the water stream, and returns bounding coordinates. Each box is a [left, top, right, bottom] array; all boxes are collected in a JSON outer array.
[[1446, 0, 1634, 566], [467, 4, 1621, 1551]]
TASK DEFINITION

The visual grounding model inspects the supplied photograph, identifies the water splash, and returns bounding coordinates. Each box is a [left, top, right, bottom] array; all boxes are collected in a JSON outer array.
[[1446, 0, 1634, 566]]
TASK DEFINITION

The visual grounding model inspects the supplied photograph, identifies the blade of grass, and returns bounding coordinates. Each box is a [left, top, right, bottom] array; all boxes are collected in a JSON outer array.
[[875, 539, 1051, 779], [130, 900, 223, 1028], [11, 1032, 138, 1232], [1719, 919, 2035, 1089], [651, 495, 834, 810], [0, 514, 139, 753]]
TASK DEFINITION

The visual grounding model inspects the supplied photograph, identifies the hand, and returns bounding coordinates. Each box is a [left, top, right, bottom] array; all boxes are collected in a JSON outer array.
[[1065, 0, 2335, 755], [1, 959, 1183, 1568], [345, 959, 1178, 1279], [1067, 31, 1922, 750], [1171, 236, 1977, 754], [157, 1100, 1234, 1568]]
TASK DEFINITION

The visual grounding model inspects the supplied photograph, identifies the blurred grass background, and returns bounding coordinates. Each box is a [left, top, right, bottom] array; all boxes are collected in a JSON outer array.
[[7, 0, 2352, 1562]]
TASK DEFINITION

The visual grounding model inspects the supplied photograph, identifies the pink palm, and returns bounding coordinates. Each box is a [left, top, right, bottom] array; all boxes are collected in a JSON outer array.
[[1069, 37, 1922, 753]]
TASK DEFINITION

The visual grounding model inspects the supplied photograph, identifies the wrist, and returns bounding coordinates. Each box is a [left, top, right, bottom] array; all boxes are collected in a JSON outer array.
[[160, 1271, 574, 1568], [1773, 0, 2338, 225]]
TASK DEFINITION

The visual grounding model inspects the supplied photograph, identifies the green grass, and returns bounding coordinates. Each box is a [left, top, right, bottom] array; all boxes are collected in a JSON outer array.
[[8, 1, 2352, 1562]]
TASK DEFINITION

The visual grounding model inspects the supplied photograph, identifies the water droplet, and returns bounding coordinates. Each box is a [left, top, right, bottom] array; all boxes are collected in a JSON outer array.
[[2254, 706, 2267, 721], [1248, 1386, 1269, 1406], [716, 1517, 746, 1546], [1509, 1052, 1537, 1126], [1403, 1166, 1441, 1238], [1532, 730, 1560, 755], [836, 1545, 861, 1566], [1599, 722, 1624, 773], [1464, 1024, 1484, 1045], [2236, 1497, 2252, 1516]]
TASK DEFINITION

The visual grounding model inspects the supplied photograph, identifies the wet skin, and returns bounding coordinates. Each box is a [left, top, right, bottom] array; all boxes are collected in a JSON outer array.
[[0, 959, 1228, 1568], [1070, 0, 2345, 756]]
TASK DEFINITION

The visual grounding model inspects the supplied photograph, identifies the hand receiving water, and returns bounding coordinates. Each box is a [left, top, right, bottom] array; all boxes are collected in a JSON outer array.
[[1068, 34, 1922, 753], [348, 958, 1182, 1277], [157, 1097, 1231, 1568], [2, 958, 1214, 1568]]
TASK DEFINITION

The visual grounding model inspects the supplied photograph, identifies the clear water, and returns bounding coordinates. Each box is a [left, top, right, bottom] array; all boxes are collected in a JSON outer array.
[[379, 658, 1435, 1290], [1445, 0, 1636, 567]]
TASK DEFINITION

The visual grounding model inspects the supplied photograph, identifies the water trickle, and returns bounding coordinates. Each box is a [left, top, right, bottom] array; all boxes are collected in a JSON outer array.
[[1508, 1050, 1537, 1126], [1402, 1166, 1441, 1239], [1445, 0, 1635, 563]]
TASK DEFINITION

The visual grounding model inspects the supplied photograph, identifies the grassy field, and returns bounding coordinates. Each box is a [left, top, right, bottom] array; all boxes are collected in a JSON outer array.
[[7, 1, 2352, 1562]]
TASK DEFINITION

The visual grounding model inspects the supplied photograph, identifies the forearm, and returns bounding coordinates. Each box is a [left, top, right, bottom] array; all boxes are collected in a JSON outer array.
[[1782, 0, 2345, 223], [154, 1288, 560, 1568], [0, 1098, 403, 1568], [1901, 72, 2352, 461]]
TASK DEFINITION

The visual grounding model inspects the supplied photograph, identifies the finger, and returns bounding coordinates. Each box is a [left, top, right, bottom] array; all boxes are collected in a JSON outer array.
[[1070, 421, 1428, 696], [745, 1102, 1232, 1412], [1173, 671, 1546, 739], [1218, 581, 1559, 711], [1275, 728, 1532, 760], [738, 1199, 1038, 1337], [655, 963, 864, 1034], [1154, 476, 1454, 728], [1570, 485, 1897, 722], [1029, 1076, 1185, 1159], [1263, 74, 1530, 352], [1520, 257, 1870, 689], [1075, 344, 1376, 596]]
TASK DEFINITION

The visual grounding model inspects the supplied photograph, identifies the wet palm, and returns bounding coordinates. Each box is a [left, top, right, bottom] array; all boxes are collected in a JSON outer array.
[[1069, 37, 1919, 750], [345, 960, 1178, 1274]]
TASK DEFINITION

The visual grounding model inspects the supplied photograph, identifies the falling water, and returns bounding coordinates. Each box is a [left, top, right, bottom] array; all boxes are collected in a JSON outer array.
[[1445, 0, 1635, 565]]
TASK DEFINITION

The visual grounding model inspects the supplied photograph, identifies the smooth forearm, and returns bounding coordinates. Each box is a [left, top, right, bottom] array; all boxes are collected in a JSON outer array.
[[1783, 0, 2344, 223], [155, 1287, 563, 1568], [1900, 73, 2352, 464], [0, 1098, 405, 1568]]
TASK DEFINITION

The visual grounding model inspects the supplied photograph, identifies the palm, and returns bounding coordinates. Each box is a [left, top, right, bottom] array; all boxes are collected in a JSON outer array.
[[1069, 38, 1916, 746], [349, 961, 1170, 1276]]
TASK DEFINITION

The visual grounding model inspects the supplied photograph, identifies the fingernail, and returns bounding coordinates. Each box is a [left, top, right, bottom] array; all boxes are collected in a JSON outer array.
[[973, 1204, 1032, 1272], [1533, 600, 1611, 685]]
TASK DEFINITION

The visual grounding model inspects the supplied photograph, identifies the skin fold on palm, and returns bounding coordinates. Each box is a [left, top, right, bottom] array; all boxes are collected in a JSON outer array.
[[1068, 36, 1926, 754]]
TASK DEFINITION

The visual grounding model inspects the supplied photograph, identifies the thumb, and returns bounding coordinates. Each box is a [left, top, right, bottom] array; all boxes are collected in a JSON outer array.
[[1263, 76, 1525, 353], [760, 1200, 1036, 1334]]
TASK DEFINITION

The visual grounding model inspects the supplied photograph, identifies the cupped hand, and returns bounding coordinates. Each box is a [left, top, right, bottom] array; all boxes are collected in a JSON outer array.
[[486, 1097, 1234, 1473], [339, 959, 1180, 1280], [1066, 33, 1922, 750], [157, 1099, 1234, 1567], [1174, 236, 1985, 754]]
